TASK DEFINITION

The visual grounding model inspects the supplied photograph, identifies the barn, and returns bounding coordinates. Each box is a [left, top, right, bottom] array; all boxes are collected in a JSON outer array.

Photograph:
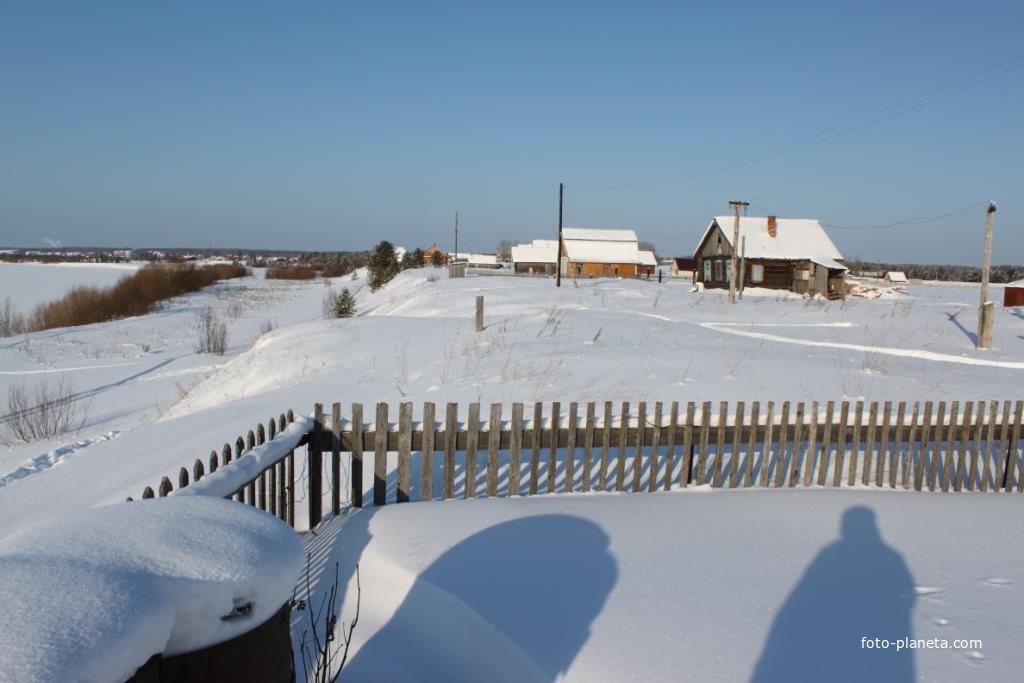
[[561, 228, 642, 278], [693, 215, 847, 298], [1005, 280, 1024, 307], [511, 239, 558, 275]]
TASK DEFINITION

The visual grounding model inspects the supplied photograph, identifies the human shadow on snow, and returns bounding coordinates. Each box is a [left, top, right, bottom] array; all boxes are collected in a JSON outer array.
[[750, 505, 917, 683], [345, 513, 616, 682]]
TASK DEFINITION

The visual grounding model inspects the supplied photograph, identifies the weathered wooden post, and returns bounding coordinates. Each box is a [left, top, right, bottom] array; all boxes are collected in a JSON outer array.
[[977, 201, 996, 349], [309, 403, 323, 528], [475, 295, 484, 332]]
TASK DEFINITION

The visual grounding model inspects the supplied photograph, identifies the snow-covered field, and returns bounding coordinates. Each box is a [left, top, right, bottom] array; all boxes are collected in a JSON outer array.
[[1, 266, 1023, 681], [310, 489, 1024, 682], [0, 261, 141, 310]]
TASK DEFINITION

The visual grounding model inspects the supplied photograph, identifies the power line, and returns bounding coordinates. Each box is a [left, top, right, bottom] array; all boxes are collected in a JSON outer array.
[[748, 199, 989, 232], [572, 55, 1024, 192]]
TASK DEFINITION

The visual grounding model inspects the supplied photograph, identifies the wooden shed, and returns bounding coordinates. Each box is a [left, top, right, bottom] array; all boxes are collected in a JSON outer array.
[[1005, 280, 1024, 307], [561, 228, 641, 278], [693, 215, 847, 298]]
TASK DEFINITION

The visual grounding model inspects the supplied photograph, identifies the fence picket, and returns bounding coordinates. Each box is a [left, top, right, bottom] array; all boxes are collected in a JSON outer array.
[[566, 402, 578, 494], [743, 402, 759, 488], [487, 403, 502, 497], [466, 403, 481, 499], [774, 401, 790, 488], [351, 403, 364, 508], [615, 402, 630, 491], [832, 402, 849, 487], [583, 402, 596, 493], [530, 402, 542, 495], [664, 401, 679, 491], [548, 402, 560, 494], [680, 402, 696, 487], [1010, 401, 1023, 492], [760, 401, 775, 488], [967, 401, 985, 492], [444, 403, 457, 500], [790, 402, 804, 487], [374, 402, 388, 506], [995, 400, 1012, 491], [599, 402, 612, 491], [421, 402, 436, 501], [714, 401, 728, 488], [397, 402, 413, 503], [818, 401, 835, 487], [647, 402, 662, 493], [730, 401, 746, 488], [980, 400, 998, 492], [632, 402, 647, 492], [862, 402, 878, 486], [331, 402, 341, 516], [803, 402, 818, 487], [847, 401, 863, 487], [940, 401, 959, 492], [509, 403, 524, 496], [697, 402, 712, 486]]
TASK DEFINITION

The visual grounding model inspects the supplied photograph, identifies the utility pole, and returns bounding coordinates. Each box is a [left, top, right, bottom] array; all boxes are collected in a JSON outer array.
[[977, 201, 997, 349], [556, 182, 564, 288], [728, 200, 749, 304], [454, 211, 459, 263]]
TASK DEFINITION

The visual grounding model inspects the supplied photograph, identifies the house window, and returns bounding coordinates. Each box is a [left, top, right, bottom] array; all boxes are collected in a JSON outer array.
[[703, 260, 711, 281], [714, 260, 723, 281], [576, 264, 582, 275], [751, 264, 764, 283], [725, 260, 733, 283]]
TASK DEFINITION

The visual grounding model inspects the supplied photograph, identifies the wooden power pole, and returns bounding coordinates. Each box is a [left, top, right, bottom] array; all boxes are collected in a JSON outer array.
[[977, 201, 997, 349], [453, 211, 459, 263], [728, 200, 749, 303], [556, 182, 564, 288]]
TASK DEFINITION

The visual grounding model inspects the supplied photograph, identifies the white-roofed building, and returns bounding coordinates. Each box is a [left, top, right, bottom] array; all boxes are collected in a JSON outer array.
[[511, 239, 559, 275], [884, 271, 908, 283], [453, 253, 500, 268], [560, 228, 643, 278], [693, 215, 847, 298]]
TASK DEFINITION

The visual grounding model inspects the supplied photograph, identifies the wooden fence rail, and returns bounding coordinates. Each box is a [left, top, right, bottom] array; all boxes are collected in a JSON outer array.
[[129, 409, 304, 527], [134, 398, 1024, 531]]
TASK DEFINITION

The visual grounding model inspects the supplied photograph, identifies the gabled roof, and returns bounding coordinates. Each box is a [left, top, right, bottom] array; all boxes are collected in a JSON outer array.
[[562, 227, 640, 264], [638, 250, 657, 266], [694, 216, 845, 267], [511, 239, 558, 264], [561, 227, 638, 242], [673, 257, 698, 269]]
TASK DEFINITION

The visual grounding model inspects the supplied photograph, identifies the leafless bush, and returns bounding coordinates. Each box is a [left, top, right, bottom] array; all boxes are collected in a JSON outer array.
[[194, 305, 228, 355], [259, 319, 276, 335], [1, 296, 26, 337], [3, 376, 90, 443], [226, 298, 245, 319], [296, 559, 360, 683]]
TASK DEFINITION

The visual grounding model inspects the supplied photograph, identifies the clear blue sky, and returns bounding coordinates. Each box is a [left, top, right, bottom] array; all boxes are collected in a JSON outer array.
[[2, 1, 1021, 264]]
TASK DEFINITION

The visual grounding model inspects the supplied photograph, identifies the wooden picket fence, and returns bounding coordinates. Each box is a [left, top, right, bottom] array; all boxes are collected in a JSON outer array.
[[129, 409, 304, 527], [303, 398, 1024, 527], [132, 398, 1024, 531]]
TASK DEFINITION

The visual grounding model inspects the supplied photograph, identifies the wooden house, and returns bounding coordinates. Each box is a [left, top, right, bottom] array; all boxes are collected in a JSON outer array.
[[669, 257, 698, 278], [422, 244, 448, 266], [693, 215, 847, 298], [561, 228, 641, 278]]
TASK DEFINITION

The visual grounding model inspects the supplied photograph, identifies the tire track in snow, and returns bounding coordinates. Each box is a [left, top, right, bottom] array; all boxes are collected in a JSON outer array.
[[700, 322, 1024, 370]]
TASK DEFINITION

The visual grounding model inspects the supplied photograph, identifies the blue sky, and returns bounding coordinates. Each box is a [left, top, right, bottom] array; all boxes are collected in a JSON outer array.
[[1, 1, 1021, 263]]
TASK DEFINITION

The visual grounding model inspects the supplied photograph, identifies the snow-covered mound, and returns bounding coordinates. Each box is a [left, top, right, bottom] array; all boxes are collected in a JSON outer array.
[[0, 496, 303, 683]]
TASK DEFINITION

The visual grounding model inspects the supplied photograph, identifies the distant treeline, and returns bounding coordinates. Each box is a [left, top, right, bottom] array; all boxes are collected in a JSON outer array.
[[848, 261, 1024, 283]]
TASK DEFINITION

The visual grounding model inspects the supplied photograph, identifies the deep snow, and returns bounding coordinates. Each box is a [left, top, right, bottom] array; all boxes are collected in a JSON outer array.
[[0, 261, 141, 309], [307, 489, 1024, 682]]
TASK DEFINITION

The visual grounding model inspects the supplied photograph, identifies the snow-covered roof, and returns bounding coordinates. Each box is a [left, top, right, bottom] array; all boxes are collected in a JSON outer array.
[[695, 216, 845, 266], [885, 271, 908, 282], [638, 250, 657, 266], [511, 240, 558, 264], [1007, 279, 1024, 288], [561, 227, 638, 242], [562, 227, 640, 264], [452, 252, 498, 266]]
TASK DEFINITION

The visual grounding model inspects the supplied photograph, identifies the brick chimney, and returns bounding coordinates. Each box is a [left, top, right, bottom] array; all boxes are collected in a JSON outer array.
[[767, 215, 777, 238]]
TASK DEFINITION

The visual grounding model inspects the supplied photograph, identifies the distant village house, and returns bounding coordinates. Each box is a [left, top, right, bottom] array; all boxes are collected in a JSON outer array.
[[693, 215, 847, 298], [511, 240, 558, 275], [669, 257, 698, 278], [422, 244, 448, 266]]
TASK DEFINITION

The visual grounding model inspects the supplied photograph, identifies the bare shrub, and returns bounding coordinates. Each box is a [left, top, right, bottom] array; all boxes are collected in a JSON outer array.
[[3, 376, 91, 443], [266, 265, 317, 280], [259, 319, 276, 335], [226, 298, 245, 319], [194, 305, 228, 355], [296, 559, 360, 683], [1, 296, 26, 337], [29, 263, 248, 331]]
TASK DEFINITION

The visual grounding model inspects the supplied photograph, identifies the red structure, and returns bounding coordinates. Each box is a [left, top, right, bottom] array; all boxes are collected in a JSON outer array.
[[1005, 280, 1024, 307]]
